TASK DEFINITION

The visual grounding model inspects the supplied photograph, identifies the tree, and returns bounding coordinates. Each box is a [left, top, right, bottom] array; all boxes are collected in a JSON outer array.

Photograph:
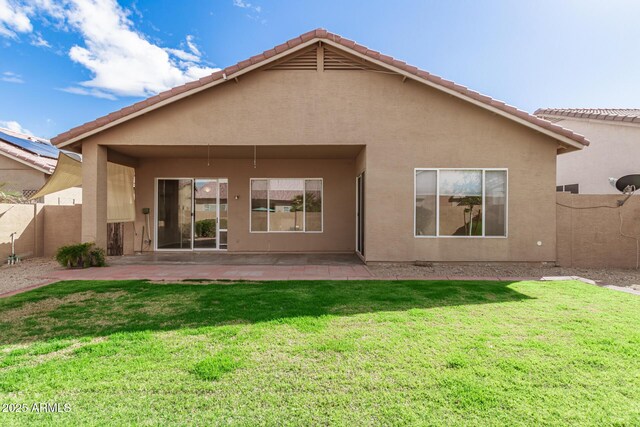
[[448, 195, 482, 235], [290, 192, 321, 231]]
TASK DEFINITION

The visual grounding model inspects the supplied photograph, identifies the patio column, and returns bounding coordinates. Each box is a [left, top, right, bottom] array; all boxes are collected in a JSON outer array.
[[82, 142, 108, 249]]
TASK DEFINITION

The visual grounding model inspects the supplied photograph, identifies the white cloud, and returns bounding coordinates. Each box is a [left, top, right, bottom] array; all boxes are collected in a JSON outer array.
[[185, 34, 200, 56], [1, 71, 23, 83], [59, 86, 117, 100], [233, 0, 250, 8], [165, 47, 200, 63], [0, 120, 33, 135], [0, 0, 32, 38], [30, 32, 50, 47], [1, 0, 219, 99], [63, 0, 218, 98], [233, 0, 261, 13]]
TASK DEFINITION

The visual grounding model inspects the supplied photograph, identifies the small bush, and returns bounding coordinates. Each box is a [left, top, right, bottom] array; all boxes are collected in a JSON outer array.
[[89, 246, 106, 267], [55, 243, 106, 268], [195, 219, 216, 238]]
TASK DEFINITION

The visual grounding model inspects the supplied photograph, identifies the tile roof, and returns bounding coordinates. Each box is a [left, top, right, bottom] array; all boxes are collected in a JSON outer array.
[[534, 108, 640, 124], [0, 126, 50, 144], [51, 29, 589, 148], [0, 138, 57, 174]]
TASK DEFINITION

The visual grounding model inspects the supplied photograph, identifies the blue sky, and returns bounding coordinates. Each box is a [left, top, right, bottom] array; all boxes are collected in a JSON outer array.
[[1, 0, 640, 139]]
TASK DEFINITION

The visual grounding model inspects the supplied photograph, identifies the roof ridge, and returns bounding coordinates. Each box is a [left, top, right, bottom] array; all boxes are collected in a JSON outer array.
[[51, 29, 589, 148]]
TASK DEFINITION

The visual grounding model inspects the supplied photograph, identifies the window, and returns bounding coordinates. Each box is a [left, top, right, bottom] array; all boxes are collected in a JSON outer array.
[[556, 184, 579, 194], [415, 170, 437, 236], [305, 179, 323, 232], [250, 178, 323, 232], [414, 169, 507, 237], [485, 171, 507, 236], [250, 180, 268, 232]]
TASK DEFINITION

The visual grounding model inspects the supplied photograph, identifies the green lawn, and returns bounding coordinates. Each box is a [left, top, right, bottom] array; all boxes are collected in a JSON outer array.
[[0, 279, 639, 426]]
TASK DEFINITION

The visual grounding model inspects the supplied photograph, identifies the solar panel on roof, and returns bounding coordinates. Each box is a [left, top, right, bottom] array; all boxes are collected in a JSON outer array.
[[0, 130, 59, 159]]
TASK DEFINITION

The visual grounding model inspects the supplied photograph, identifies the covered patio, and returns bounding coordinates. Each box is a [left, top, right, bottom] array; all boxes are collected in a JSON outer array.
[[78, 143, 366, 257]]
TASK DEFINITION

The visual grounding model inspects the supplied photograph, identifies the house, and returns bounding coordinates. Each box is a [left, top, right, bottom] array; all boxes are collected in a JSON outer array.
[[534, 108, 640, 194], [50, 29, 589, 262], [0, 127, 82, 205]]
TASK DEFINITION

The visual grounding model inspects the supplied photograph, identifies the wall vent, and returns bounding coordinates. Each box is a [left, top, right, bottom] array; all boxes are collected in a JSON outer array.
[[264, 44, 389, 73], [323, 47, 379, 71], [266, 47, 317, 71]]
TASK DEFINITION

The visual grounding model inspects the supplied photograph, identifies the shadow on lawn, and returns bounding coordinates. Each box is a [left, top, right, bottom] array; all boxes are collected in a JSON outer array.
[[0, 280, 532, 344]]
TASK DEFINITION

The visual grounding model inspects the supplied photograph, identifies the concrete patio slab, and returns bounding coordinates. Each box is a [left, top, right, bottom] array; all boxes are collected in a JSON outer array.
[[34, 263, 374, 283], [108, 252, 364, 266]]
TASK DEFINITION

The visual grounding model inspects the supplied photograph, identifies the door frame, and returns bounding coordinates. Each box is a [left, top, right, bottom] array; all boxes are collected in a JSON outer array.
[[355, 172, 365, 258], [154, 177, 228, 252]]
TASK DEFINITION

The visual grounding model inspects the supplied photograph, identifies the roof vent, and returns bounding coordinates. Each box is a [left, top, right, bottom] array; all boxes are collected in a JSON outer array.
[[266, 47, 317, 71], [323, 47, 379, 71]]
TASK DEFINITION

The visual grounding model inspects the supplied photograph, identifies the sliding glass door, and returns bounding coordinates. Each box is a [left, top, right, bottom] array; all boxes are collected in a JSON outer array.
[[157, 179, 193, 250], [194, 179, 218, 249], [156, 178, 228, 251]]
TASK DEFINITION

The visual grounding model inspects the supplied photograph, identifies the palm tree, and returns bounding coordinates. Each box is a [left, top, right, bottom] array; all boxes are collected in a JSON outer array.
[[290, 192, 320, 231], [448, 195, 482, 235]]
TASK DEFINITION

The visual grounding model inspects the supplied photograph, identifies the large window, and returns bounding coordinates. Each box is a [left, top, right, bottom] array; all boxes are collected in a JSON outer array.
[[415, 169, 507, 238], [251, 178, 323, 232]]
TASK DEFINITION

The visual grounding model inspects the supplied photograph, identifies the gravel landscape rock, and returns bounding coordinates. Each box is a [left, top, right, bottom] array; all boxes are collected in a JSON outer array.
[[368, 262, 640, 289], [0, 258, 60, 295]]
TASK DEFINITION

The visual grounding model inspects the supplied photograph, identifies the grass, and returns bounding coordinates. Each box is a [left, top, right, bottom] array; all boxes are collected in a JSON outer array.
[[0, 279, 638, 426]]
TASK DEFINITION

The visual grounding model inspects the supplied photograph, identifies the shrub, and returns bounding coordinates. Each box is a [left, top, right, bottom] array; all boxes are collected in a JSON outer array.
[[195, 219, 216, 238], [55, 243, 106, 268], [89, 246, 106, 267]]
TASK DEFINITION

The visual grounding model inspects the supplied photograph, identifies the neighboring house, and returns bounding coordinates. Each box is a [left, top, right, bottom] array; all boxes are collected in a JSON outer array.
[[51, 29, 589, 262], [534, 108, 640, 194], [0, 127, 82, 205]]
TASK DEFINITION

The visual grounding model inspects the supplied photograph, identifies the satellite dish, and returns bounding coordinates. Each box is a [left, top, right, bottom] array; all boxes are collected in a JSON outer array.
[[614, 174, 640, 193]]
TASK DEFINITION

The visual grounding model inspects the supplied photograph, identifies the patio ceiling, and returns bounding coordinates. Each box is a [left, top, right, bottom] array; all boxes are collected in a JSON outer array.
[[108, 144, 365, 159]]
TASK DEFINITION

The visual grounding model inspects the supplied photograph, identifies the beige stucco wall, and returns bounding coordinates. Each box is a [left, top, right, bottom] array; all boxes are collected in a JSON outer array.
[[43, 205, 82, 257], [77, 62, 562, 261], [0, 203, 133, 260], [557, 192, 640, 268], [0, 203, 44, 260], [555, 118, 640, 194], [0, 203, 81, 260], [43, 187, 83, 205], [0, 154, 46, 193]]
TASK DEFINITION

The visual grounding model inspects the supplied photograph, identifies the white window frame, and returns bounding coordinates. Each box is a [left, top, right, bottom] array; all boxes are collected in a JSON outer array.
[[154, 177, 229, 251], [413, 168, 508, 239], [249, 178, 324, 233]]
